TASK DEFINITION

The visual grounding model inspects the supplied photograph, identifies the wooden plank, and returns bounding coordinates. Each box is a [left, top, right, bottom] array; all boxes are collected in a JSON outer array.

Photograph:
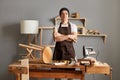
[[38, 27, 54, 29], [8, 59, 29, 80], [86, 62, 111, 75], [20, 59, 29, 80], [19, 44, 42, 51], [29, 69, 84, 79], [8, 66, 27, 74], [29, 63, 85, 70]]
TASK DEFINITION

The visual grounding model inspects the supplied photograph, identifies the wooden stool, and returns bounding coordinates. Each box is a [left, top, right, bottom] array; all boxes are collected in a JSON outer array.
[[19, 44, 52, 63]]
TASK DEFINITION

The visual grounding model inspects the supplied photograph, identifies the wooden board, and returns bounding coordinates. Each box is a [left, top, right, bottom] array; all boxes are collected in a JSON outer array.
[[86, 62, 111, 75], [20, 59, 29, 80]]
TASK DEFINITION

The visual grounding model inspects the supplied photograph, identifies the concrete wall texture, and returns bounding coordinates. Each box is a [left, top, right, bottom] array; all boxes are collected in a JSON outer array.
[[0, 0, 120, 80]]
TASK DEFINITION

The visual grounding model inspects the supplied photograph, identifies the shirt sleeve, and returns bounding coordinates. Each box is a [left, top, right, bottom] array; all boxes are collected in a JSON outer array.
[[54, 25, 59, 32], [70, 22, 78, 33]]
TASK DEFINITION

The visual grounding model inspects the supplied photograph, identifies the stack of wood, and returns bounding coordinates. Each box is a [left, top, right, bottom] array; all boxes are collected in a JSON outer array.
[[71, 12, 80, 18], [87, 29, 100, 35]]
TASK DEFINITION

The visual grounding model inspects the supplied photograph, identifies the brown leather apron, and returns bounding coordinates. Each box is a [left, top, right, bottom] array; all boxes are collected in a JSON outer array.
[[53, 22, 75, 61]]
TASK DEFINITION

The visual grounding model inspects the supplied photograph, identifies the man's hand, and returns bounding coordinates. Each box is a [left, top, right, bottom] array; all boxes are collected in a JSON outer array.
[[68, 34, 77, 42]]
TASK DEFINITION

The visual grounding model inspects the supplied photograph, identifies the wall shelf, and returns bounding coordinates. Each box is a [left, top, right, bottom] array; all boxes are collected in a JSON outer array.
[[38, 27, 54, 47], [77, 34, 107, 43], [55, 16, 86, 27], [38, 27, 107, 48], [37, 13, 107, 47]]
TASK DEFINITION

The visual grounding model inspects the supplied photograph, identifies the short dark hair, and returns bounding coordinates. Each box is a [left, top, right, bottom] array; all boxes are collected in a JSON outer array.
[[59, 7, 70, 16]]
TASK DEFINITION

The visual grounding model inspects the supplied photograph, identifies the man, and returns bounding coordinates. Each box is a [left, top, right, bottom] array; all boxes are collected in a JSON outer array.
[[53, 7, 77, 62], [53, 8, 77, 80]]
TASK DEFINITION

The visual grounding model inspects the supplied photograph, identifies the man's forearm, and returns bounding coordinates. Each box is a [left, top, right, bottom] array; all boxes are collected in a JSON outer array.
[[53, 29, 77, 42], [68, 33, 77, 42], [54, 34, 69, 42]]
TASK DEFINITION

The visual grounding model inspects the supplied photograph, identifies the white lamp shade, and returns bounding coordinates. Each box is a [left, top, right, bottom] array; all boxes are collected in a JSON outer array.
[[20, 20, 39, 34]]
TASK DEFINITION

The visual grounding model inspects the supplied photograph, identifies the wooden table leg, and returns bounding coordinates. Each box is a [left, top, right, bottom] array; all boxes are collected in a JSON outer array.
[[81, 73, 84, 80], [110, 68, 112, 80], [15, 73, 21, 80]]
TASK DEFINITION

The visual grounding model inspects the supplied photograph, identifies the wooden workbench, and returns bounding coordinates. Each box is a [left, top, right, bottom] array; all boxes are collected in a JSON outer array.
[[8, 60, 112, 80], [8, 61, 85, 80]]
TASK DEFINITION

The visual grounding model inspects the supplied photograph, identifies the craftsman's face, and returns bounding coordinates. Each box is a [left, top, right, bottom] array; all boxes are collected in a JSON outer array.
[[60, 10, 69, 21]]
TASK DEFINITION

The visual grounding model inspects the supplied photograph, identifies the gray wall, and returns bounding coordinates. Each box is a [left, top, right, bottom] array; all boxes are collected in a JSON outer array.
[[0, 0, 120, 80]]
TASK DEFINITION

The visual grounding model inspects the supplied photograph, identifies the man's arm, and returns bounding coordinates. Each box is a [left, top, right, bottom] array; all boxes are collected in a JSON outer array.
[[68, 32, 77, 42], [53, 28, 69, 42], [53, 28, 77, 42]]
